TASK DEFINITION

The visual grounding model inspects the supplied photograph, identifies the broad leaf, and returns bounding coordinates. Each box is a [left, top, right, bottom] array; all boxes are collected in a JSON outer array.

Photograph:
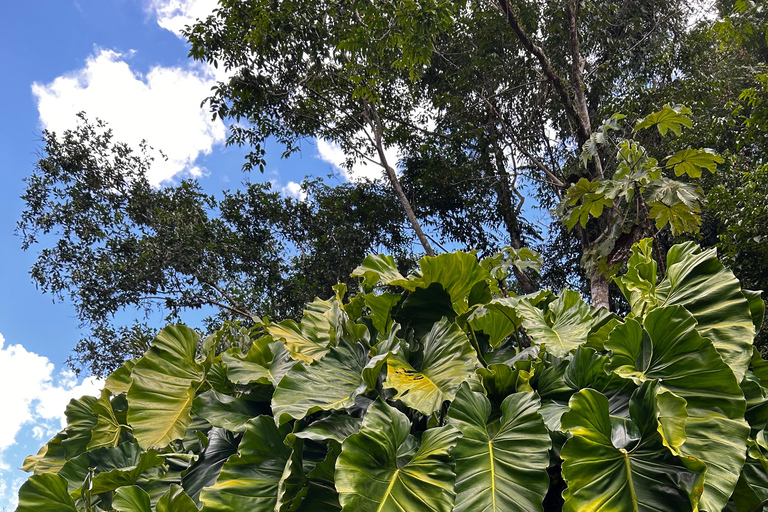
[[446, 384, 551, 511], [560, 386, 705, 511], [15, 474, 77, 512], [200, 416, 292, 512], [666, 148, 723, 177], [61, 395, 98, 458], [272, 339, 368, 425], [467, 299, 522, 348], [113, 485, 152, 512], [181, 427, 239, 501], [128, 325, 204, 449], [268, 297, 341, 364], [192, 389, 264, 432], [105, 358, 138, 394], [157, 484, 198, 512], [634, 104, 692, 135], [351, 254, 409, 289], [222, 335, 293, 387], [335, 399, 460, 512], [656, 241, 756, 381], [563, 178, 612, 229], [88, 389, 125, 450], [384, 318, 478, 415], [517, 290, 593, 357], [606, 306, 749, 511]]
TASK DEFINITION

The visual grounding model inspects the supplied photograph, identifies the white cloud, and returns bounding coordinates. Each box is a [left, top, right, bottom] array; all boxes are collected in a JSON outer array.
[[282, 181, 307, 201], [0, 333, 103, 468], [32, 48, 226, 186], [147, 0, 219, 37], [315, 139, 395, 182]]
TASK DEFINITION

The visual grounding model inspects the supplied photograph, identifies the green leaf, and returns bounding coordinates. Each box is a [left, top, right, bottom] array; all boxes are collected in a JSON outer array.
[[351, 254, 409, 289], [335, 398, 460, 512], [467, 299, 522, 348], [560, 386, 705, 511], [271, 339, 368, 425], [113, 485, 152, 512], [615, 238, 658, 315], [744, 289, 766, 334], [656, 241, 756, 381], [269, 297, 341, 364], [446, 384, 551, 511], [384, 318, 478, 415], [200, 416, 292, 512], [61, 395, 98, 458], [22, 433, 67, 475], [666, 148, 723, 177], [105, 358, 138, 394], [157, 484, 198, 512], [222, 335, 293, 387], [293, 415, 362, 444], [605, 307, 749, 511], [127, 325, 204, 449], [87, 389, 125, 450], [562, 178, 613, 230], [634, 104, 693, 135], [415, 252, 492, 305], [181, 427, 239, 501], [15, 474, 77, 512], [732, 457, 768, 512], [517, 290, 593, 357], [192, 389, 264, 432], [363, 292, 402, 334]]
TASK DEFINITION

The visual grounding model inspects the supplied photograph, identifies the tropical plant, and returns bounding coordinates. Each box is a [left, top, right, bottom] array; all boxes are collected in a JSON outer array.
[[14, 239, 767, 511]]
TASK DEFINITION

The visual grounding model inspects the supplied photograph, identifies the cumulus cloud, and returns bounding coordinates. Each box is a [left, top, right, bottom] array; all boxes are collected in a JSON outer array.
[[282, 181, 307, 201], [316, 139, 396, 182], [32, 49, 226, 186], [0, 333, 103, 468], [147, 0, 219, 37]]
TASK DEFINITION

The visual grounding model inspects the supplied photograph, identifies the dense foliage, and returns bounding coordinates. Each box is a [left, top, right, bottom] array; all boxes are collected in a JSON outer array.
[[16, 239, 768, 511]]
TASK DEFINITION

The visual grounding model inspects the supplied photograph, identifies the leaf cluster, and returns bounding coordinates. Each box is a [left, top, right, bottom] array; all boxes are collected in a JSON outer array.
[[15, 239, 768, 511]]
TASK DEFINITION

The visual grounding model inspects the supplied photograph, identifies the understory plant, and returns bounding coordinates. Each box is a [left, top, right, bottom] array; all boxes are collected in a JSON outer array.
[[15, 239, 768, 511]]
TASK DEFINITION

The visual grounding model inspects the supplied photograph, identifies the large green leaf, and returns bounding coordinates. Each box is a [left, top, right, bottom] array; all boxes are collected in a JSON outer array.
[[181, 427, 239, 501], [113, 485, 152, 512], [446, 384, 551, 511], [335, 399, 460, 512], [22, 433, 67, 475], [269, 297, 341, 364], [61, 395, 98, 458], [363, 292, 402, 334], [656, 242, 755, 382], [666, 148, 723, 177], [88, 389, 125, 450], [105, 358, 138, 394], [415, 252, 492, 305], [606, 306, 749, 511], [157, 484, 198, 512], [560, 386, 705, 511], [384, 318, 478, 415], [467, 298, 522, 348], [15, 474, 77, 512], [351, 254, 409, 289], [517, 290, 593, 357], [634, 104, 692, 135], [200, 416, 292, 511], [271, 339, 368, 425], [222, 335, 293, 387], [615, 238, 658, 315], [192, 389, 264, 432], [127, 325, 204, 449]]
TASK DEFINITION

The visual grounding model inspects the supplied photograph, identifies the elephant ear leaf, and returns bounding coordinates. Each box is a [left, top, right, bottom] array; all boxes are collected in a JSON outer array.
[[560, 386, 705, 512], [222, 335, 293, 387], [157, 484, 198, 512], [15, 474, 77, 512], [655, 241, 755, 381], [271, 339, 368, 425], [335, 398, 460, 512], [269, 297, 342, 364], [606, 306, 749, 511], [200, 416, 293, 512], [446, 383, 551, 511], [384, 318, 478, 415], [127, 325, 204, 449], [517, 289, 593, 357], [112, 485, 152, 512]]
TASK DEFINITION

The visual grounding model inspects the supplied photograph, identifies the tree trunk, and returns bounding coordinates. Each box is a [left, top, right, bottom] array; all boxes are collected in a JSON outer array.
[[589, 269, 610, 310], [367, 105, 435, 257]]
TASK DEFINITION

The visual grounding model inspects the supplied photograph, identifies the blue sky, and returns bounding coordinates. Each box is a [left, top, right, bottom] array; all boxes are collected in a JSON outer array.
[[0, 1, 388, 507]]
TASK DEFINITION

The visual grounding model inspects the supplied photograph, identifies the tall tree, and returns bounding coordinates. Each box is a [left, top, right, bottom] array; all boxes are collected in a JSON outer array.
[[18, 117, 409, 375]]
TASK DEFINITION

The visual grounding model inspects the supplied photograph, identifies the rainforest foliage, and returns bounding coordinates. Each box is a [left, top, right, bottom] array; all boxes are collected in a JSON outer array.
[[15, 239, 768, 511]]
